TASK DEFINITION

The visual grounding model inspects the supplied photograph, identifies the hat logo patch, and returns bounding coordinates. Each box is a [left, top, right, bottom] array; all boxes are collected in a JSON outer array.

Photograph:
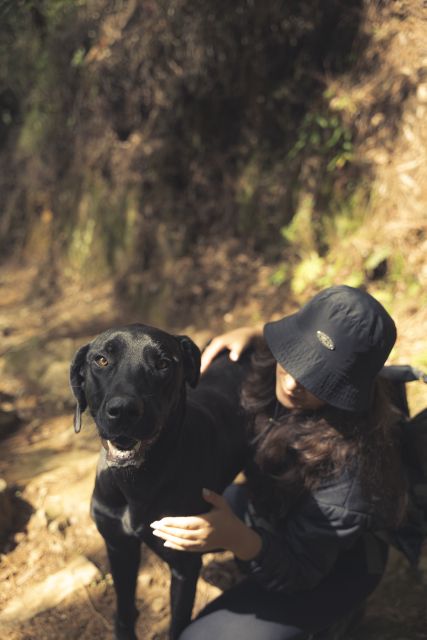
[[316, 330, 335, 350]]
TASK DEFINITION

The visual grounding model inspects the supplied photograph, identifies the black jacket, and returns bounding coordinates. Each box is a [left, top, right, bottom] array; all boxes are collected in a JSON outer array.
[[238, 465, 388, 593]]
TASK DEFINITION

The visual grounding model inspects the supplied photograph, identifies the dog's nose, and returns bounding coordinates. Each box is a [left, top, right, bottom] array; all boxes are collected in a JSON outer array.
[[105, 397, 142, 421]]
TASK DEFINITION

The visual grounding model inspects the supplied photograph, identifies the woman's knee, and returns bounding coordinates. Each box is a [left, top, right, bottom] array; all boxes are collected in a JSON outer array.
[[178, 609, 306, 640]]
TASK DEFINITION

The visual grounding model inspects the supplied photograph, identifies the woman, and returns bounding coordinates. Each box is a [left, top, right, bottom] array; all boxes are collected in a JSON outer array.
[[150, 285, 407, 639]]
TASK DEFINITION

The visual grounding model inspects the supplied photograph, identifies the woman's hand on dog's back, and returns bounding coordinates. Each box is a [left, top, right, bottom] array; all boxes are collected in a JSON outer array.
[[201, 326, 263, 374]]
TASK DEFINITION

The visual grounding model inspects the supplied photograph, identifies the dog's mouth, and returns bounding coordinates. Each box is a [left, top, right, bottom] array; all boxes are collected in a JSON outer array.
[[103, 436, 144, 467]]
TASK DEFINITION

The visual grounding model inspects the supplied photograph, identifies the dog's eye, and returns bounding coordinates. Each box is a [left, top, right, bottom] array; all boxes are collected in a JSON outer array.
[[95, 355, 109, 367], [156, 358, 171, 371]]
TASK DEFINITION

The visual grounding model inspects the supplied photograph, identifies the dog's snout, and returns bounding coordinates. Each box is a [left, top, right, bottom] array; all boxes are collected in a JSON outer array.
[[106, 397, 142, 421]]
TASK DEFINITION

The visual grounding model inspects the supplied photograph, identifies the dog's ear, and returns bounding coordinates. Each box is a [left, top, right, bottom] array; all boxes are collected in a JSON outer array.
[[70, 344, 90, 433], [176, 335, 201, 388]]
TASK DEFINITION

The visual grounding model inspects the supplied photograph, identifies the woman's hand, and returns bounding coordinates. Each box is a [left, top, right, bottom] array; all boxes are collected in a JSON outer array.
[[150, 489, 262, 560], [200, 326, 262, 374]]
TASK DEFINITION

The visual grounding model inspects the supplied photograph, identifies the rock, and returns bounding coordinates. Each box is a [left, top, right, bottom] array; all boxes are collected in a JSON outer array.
[[138, 572, 154, 588], [151, 595, 166, 613], [0, 555, 101, 625], [416, 83, 427, 103], [371, 112, 385, 127]]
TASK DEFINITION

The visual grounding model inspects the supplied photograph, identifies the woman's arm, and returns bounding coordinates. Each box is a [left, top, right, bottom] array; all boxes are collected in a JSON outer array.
[[201, 325, 263, 373], [237, 476, 374, 593]]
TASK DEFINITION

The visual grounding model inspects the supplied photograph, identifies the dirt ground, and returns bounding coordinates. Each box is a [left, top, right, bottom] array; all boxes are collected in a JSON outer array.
[[0, 263, 426, 640]]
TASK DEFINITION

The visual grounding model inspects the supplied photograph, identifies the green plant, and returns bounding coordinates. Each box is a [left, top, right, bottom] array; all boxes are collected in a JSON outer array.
[[288, 111, 354, 171]]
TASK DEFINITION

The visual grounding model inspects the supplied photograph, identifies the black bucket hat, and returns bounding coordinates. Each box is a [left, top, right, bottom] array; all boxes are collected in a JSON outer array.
[[264, 285, 397, 412]]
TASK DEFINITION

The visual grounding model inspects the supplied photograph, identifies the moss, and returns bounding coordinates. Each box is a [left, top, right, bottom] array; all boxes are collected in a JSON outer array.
[[65, 181, 143, 281], [68, 210, 97, 273], [269, 264, 291, 287], [291, 253, 325, 295], [281, 194, 316, 250]]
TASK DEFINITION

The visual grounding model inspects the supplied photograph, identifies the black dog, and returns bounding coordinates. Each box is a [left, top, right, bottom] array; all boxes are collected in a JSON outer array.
[[70, 324, 247, 639]]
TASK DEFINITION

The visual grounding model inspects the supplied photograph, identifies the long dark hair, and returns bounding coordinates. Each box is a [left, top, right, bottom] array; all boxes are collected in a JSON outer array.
[[241, 339, 407, 527]]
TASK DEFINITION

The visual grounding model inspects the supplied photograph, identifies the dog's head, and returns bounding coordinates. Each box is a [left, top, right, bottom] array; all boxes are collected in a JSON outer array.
[[70, 324, 201, 468]]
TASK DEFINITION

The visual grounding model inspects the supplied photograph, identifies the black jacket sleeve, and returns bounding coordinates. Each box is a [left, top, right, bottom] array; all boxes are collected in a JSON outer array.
[[238, 471, 375, 593]]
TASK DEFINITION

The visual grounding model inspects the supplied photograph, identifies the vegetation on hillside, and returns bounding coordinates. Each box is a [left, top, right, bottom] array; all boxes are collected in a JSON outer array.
[[0, 2, 425, 346], [2, 1, 424, 322]]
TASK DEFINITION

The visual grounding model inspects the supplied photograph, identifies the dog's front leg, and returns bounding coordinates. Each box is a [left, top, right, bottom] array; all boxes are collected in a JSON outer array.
[[169, 554, 202, 639], [106, 535, 141, 640]]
